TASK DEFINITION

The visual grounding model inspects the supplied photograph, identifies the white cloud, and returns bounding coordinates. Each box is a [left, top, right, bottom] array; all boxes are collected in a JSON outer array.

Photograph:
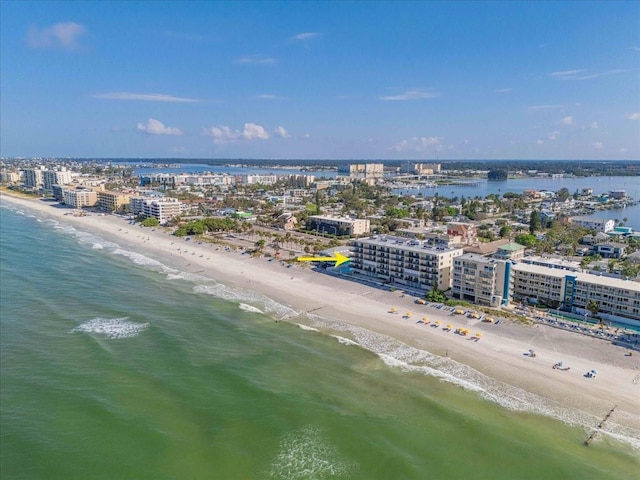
[[494, 88, 513, 93], [626, 112, 640, 120], [291, 32, 320, 41], [393, 136, 442, 152], [254, 94, 278, 100], [203, 125, 238, 143], [203, 123, 269, 143], [537, 139, 544, 145], [380, 89, 440, 101], [559, 116, 574, 125], [242, 123, 269, 140], [550, 69, 586, 79], [550, 68, 626, 80], [235, 55, 277, 65], [274, 126, 290, 138], [28, 22, 86, 50], [527, 104, 562, 111], [619, 148, 628, 154], [137, 118, 183, 136], [592, 141, 604, 150], [547, 131, 559, 141], [94, 92, 199, 102]]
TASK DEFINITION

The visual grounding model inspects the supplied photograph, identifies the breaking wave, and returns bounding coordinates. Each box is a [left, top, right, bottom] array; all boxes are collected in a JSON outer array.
[[301, 314, 640, 451], [70, 317, 149, 339]]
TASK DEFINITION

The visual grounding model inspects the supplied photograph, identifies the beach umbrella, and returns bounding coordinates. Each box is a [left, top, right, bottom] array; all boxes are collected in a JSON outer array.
[[422, 317, 429, 323], [390, 307, 397, 313], [446, 324, 453, 330], [475, 332, 483, 337], [406, 312, 412, 317], [435, 320, 441, 326]]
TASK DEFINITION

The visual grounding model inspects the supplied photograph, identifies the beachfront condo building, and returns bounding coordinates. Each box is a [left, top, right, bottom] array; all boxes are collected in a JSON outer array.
[[350, 235, 464, 292], [97, 191, 130, 212], [42, 169, 72, 192], [308, 215, 371, 237], [132, 197, 183, 225], [510, 263, 640, 324], [22, 167, 45, 190], [63, 188, 98, 208], [451, 253, 511, 307]]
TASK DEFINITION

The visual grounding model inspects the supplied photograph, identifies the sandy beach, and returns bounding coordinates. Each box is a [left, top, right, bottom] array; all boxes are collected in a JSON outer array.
[[3, 192, 639, 447]]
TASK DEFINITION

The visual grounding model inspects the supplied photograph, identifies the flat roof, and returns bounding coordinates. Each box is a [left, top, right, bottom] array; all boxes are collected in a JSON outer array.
[[513, 262, 640, 292], [355, 235, 463, 254]]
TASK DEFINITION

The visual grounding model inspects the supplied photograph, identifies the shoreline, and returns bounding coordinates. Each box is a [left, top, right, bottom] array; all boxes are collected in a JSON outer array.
[[2, 192, 639, 449]]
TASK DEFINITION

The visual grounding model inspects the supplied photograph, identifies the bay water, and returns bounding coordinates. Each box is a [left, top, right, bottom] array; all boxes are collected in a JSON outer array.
[[1, 204, 638, 479]]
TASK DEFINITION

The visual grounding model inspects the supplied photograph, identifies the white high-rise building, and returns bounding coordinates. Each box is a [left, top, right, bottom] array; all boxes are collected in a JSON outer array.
[[350, 235, 463, 292], [43, 169, 73, 192], [142, 197, 183, 224]]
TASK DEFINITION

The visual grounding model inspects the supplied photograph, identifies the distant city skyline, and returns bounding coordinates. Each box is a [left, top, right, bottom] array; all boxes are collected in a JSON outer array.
[[1, 1, 639, 160]]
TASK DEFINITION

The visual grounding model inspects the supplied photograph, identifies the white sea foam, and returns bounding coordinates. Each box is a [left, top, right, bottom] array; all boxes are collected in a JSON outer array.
[[331, 335, 359, 346], [92, 243, 104, 250], [112, 248, 166, 269], [193, 284, 297, 320], [303, 314, 640, 449], [239, 303, 264, 314], [70, 317, 149, 339], [267, 425, 355, 480], [298, 324, 319, 332]]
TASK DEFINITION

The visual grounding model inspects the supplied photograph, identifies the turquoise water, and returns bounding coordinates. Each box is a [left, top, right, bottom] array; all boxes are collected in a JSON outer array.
[[1, 204, 638, 479]]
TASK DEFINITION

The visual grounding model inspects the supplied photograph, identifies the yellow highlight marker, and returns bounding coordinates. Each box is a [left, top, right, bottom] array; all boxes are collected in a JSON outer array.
[[297, 252, 350, 267]]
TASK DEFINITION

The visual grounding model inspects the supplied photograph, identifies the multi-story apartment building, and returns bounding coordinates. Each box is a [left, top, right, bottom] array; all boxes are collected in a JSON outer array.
[[350, 236, 463, 292], [97, 191, 130, 212], [0, 170, 21, 184], [451, 253, 511, 306], [308, 215, 370, 237], [63, 188, 98, 208], [511, 263, 640, 323], [237, 174, 277, 185], [570, 216, 615, 233], [140, 173, 235, 188], [131, 197, 182, 224], [400, 162, 441, 175], [42, 169, 72, 192], [337, 163, 384, 179], [22, 167, 45, 190]]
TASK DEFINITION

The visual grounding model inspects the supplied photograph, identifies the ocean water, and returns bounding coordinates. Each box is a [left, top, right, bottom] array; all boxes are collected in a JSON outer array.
[[1, 204, 638, 480]]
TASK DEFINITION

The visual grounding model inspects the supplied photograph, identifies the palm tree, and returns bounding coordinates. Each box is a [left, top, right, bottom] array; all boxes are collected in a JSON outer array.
[[586, 299, 599, 321]]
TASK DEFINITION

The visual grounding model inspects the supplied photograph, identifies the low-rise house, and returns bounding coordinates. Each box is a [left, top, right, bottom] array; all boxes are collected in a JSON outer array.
[[570, 216, 615, 233], [594, 243, 626, 259]]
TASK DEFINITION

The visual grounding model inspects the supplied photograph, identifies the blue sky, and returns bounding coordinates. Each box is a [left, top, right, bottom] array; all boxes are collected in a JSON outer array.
[[1, 1, 638, 160]]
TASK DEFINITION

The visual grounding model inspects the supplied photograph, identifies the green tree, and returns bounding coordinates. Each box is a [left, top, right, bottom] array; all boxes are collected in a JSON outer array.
[[514, 233, 537, 247], [499, 225, 512, 238], [140, 217, 160, 227], [556, 187, 570, 200], [529, 210, 541, 234], [427, 287, 447, 303], [586, 300, 599, 319]]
